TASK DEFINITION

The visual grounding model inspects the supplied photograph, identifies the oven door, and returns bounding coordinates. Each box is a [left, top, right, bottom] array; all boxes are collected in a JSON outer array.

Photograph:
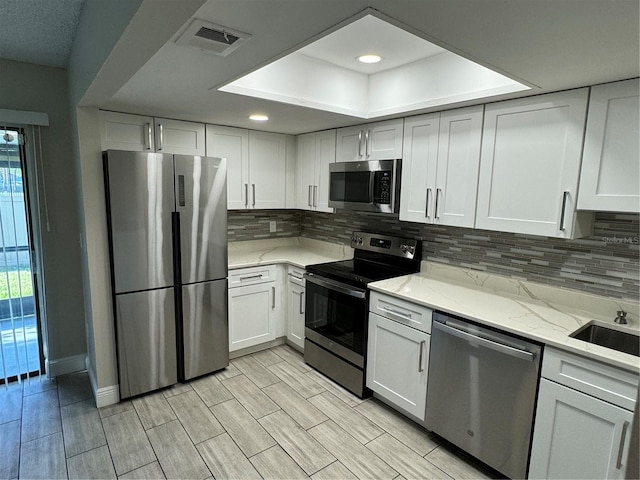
[[304, 273, 367, 368]]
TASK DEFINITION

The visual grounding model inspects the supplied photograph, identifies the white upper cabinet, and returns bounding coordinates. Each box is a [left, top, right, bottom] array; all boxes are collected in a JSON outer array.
[[399, 106, 483, 228], [476, 89, 593, 238], [100, 111, 155, 152], [248, 131, 287, 209], [206, 125, 249, 210], [296, 130, 336, 212], [578, 78, 640, 212], [154, 118, 205, 156], [336, 119, 403, 161]]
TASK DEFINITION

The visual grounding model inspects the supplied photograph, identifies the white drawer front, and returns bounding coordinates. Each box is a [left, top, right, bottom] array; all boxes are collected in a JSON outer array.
[[542, 347, 639, 411], [287, 266, 306, 286], [369, 291, 432, 334], [229, 265, 276, 288]]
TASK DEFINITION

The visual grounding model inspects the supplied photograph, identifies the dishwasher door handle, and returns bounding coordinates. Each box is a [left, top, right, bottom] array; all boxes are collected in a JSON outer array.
[[434, 321, 535, 362]]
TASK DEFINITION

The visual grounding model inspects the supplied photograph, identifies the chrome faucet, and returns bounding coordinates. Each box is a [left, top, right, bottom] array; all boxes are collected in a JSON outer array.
[[614, 310, 628, 325]]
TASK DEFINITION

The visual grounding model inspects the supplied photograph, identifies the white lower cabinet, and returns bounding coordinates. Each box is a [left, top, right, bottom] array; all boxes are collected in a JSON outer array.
[[529, 348, 638, 479], [366, 292, 432, 423], [228, 266, 278, 352], [286, 266, 306, 350]]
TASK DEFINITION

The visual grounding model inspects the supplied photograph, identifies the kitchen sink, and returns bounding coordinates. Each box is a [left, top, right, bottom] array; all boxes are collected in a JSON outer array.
[[570, 321, 639, 357]]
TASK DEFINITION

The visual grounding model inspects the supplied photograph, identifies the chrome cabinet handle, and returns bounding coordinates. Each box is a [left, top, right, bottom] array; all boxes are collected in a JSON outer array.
[[313, 185, 318, 207], [299, 291, 304, 314], [157, 123, 163, 151], [304, 273, 366, 299], [425, 188, 432, 218], [178, 175, 186, 207], [418, 340, 426, 372], [240, 274, 263, 281], [358, 130, 363, 157], [252, 184, 256, 207], [382, 306, 413, 324], [144, 123, 152, 150], [435, 188, 442, 219], [365, 129, 370, 157], [616, 420, 630, 469], [308, 185, 313, 207], [559, 191, 569, 231], [272, 286, 276, 308], [244, 184, 249, 207]]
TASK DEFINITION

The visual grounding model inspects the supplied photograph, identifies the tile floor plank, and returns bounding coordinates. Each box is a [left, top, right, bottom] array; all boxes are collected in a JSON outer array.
[[166, 390, 224, 444], [118, 461, 166, 479], [367, 433, 452, 479], [311, 461, 359, 480], [67, 445, 117, 479], [249, 445, 310, 480], [214, 363, 242, 380], [251, 349, 284, 367], [161, 383, 193, 398], [61, 398, 107, 457], [98, 400, 134, 419], [0, 382, 22, 424], [424, 445, 495, 479], [233, 354, 281, 388], [259, 410, 335, 475], [22, 377, 57, 397], [101, 409, 156, 476], [355, 398, 438, 456], [0, 419, 20, 479], [132, 391, 176, 430], [146, 420, 211, 480], [21, 388, 61, 442], [19, 432, 67, 479], [268, 361, 324, 399], [222, 374, 280, 419], [57, 372, 94, 407], [197, 433, 262, 480], [309, 391, 383, 444], [272, 345, 312, 373], [263, 382, 328, 430], [308, 420, 398, 480], [305, 369, 365, 408], [210, 399, 276, 457], [190, 374, 234, 407]]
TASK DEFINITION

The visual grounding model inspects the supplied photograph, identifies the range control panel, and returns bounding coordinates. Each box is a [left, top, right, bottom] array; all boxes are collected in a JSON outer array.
[[350, 231, 420, 259]]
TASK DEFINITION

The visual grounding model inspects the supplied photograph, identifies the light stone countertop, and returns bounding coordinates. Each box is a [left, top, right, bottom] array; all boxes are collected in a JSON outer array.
[[369, 262, 640, 373], [228, 237, 353, 269]]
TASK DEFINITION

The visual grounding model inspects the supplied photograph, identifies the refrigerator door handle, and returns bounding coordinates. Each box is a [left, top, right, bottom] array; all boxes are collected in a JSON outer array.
[[178, 175, 186, 207]]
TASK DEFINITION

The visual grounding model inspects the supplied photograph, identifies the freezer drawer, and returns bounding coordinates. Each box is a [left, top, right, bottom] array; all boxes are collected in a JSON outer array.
[[181, 279, 228, 380], [115, 288, 177, 399]]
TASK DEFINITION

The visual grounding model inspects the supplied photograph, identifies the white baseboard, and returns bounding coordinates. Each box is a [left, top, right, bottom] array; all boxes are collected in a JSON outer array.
[[85, 356, 120, 408], [46, 354, 88, 378]]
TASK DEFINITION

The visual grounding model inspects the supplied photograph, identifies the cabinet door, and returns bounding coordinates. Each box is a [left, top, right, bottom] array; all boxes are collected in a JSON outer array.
[[99, 111, 154, 151], [155, 118, 206, 156], [366, 119, 404, 160], [207, 125, 249, 209], [435, 106, 483, 228], [287, 281, 305, 350], [529, 378, 633, 480], [366, 313, 429, 421], [578, 79, 640, 212], [314, 129, 336, 212], [335, 125, 364, 161], [249, 131, 287, 209], [399, 113, 440, 223], [476, 89, 589, 238], [228, 282, 276, 352], [295, 133, 316, 210]]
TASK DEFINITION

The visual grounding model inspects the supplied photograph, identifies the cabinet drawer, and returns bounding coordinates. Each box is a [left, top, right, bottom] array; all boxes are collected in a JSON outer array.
[[542, 347, 639, 411], [287, 266, 306, 286], [229, 265, 276, 288], [369, 291, 432, 334]]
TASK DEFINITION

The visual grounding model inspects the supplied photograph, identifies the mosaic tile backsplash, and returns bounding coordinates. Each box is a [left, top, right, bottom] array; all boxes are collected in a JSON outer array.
[[229, 209, 639, 302]]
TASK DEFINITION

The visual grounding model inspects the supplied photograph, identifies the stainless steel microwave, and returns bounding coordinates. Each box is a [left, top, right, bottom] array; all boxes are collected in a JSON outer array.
[[328, 159, 401, 213]]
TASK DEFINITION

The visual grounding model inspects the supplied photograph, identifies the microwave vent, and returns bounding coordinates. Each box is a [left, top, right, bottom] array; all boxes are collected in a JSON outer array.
[[175, 19, 251, 56]]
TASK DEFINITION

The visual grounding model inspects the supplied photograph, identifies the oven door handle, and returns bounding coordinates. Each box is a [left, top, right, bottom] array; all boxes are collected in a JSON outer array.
[[304, 273, 366, 299]]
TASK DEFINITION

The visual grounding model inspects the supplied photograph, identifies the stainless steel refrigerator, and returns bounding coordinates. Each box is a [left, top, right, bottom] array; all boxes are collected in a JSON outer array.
[[103, 150, 228, 399]]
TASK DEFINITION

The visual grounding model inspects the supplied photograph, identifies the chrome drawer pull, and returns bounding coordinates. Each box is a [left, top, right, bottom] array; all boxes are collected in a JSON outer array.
[[239, 274, 263, 281], [382, 306, 411, 320], [616, 420, 630, 469], [418, 340, 426, 372]]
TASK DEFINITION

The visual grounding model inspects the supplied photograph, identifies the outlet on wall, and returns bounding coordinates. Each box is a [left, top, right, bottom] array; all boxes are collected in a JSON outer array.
[[269, 221, 277, 233]]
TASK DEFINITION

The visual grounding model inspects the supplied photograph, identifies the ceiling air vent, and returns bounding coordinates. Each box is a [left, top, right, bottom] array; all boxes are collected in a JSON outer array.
[[175, 19, 251, 57]]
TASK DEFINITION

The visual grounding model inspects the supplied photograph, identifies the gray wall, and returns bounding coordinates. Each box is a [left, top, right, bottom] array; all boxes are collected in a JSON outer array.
[[229, 209, 640, 302], [0, 58, 86, 365]]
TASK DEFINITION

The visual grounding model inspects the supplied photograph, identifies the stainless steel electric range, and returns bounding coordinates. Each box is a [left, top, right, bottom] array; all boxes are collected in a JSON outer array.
[[303, 231, 421, 398]]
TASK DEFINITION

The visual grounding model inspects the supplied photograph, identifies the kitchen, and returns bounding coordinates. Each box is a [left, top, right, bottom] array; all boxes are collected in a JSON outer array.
[[0, 0, 638, 479]]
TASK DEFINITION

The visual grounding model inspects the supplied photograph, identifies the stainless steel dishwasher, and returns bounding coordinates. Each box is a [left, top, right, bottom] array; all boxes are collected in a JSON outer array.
[[425, 312, 542, 479]]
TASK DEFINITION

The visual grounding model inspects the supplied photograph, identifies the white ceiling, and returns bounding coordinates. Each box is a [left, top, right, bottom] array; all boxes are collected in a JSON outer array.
[[2, 0, 639, 135], [0, 0, 84, 68]]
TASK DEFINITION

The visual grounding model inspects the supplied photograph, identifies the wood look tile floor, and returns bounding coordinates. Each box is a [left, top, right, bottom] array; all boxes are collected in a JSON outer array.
[[0, 344, 500, 480]]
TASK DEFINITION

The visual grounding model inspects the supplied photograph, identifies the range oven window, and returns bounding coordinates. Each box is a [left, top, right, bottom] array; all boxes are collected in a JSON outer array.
[[305, 278, 366, 355], [329, 171, 371, 203]]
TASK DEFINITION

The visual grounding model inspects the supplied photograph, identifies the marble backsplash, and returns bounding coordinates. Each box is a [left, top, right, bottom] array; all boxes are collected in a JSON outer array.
[[228, 209, 639, 302]]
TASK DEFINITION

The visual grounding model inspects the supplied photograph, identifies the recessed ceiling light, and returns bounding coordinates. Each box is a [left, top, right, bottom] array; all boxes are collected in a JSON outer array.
[[249, 114, 269, 121], [357, 54, 382, 64]]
